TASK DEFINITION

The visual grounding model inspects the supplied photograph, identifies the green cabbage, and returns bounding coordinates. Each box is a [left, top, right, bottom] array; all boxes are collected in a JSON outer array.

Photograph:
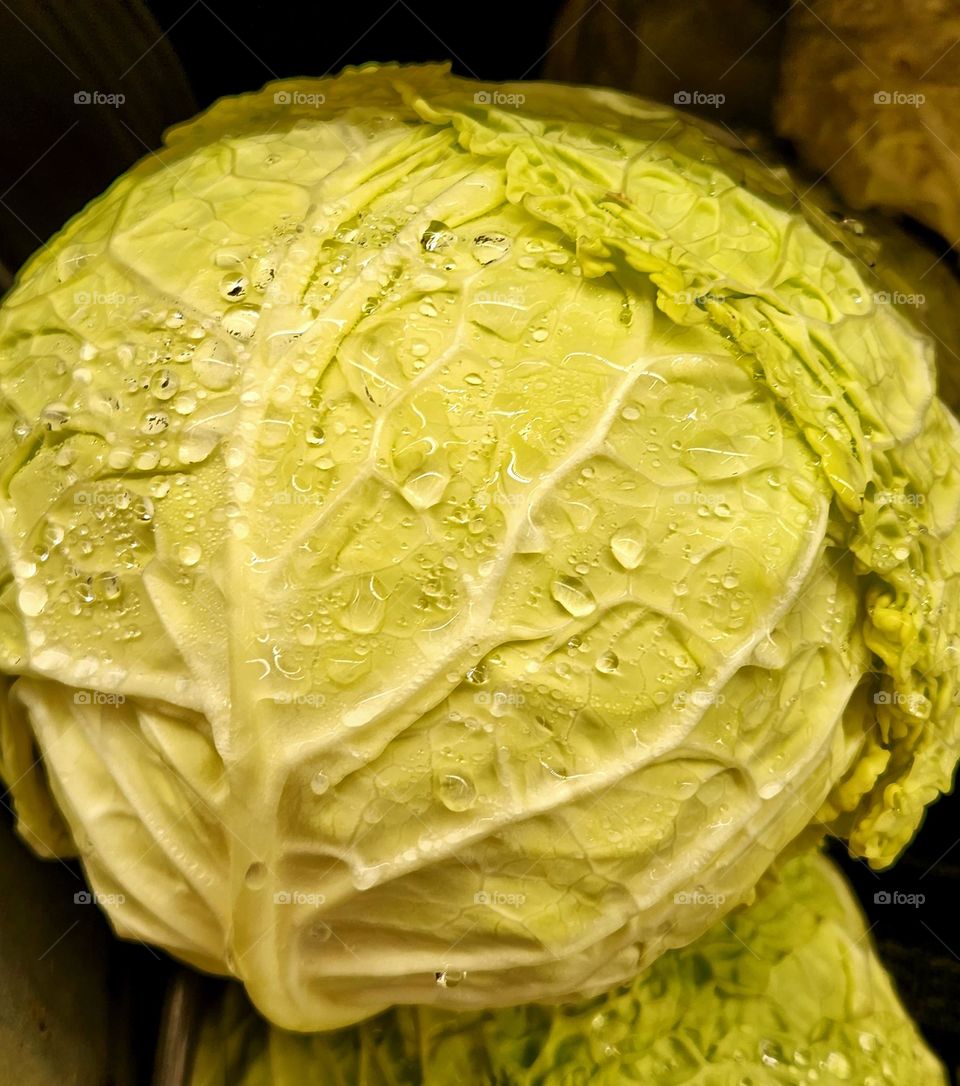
[[1, 63, 959, 1031], [188, 852, 946, 1085]]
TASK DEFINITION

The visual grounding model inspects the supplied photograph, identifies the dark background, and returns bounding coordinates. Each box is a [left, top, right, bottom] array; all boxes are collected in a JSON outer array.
[[1, 2, 958, 1082]]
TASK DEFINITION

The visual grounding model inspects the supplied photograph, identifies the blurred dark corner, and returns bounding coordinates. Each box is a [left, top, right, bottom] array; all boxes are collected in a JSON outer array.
[[0, 798, 169, 1085]]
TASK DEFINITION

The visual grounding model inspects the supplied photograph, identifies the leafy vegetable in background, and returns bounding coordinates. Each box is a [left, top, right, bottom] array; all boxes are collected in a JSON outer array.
[[777, 0, 960, 250], [188, 852, 946, 1085], [544, 0, 788, 131], [1, 63, 959, 1032]]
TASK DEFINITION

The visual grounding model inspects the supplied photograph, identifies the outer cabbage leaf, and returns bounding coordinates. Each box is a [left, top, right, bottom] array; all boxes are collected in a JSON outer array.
[[187, 852, 947, 1085], [0, 64, 959, 1029]]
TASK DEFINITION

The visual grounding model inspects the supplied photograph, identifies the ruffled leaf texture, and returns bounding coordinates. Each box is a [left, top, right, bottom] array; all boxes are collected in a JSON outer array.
[[0, 63, 959, 1029]]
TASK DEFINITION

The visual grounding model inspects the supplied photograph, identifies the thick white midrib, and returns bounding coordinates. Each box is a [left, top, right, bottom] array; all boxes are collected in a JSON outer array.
[[221, 139, 511, 900]]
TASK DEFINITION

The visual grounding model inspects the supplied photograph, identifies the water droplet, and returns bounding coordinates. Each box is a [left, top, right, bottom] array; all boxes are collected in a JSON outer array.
[[438, 773, 477, 812], [421, 220, 453, 252], [402, 468, 449, 509], [472, 233, 510, 265], [41, 403, 69, 431], [435, 968, 466, 988], [19, 583, 48, 617], [310, 771, 330, 796], [822, 1051, 851, 1080], [220, 272, 248, 300], [192, 344, 239, 390], [551, 575, 596, 617], [341, 576, 386, 634], [179, 428, 220, 464], [141, 412, 169, 435], [151, 369, 179, 400], [610, 522, 648, 570], [43, 524, 65, 548], [595, 649, 619, 674], [97, 573, 121, 601], [222, 305, 260, 339], [179, 543, 202, 567]]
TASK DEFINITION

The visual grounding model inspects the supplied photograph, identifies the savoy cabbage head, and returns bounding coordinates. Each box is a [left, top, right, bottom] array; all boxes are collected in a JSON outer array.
[[0, 63, 959, 1031]]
